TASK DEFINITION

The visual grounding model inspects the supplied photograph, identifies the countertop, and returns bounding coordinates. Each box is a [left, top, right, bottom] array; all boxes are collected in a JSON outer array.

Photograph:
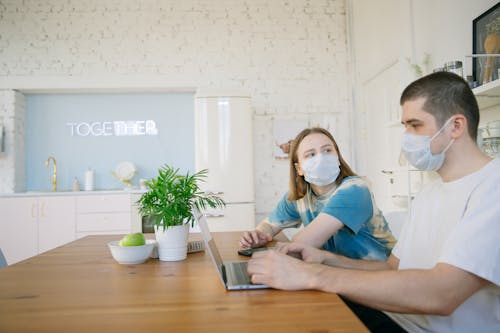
[[0, 189, 147, 198]]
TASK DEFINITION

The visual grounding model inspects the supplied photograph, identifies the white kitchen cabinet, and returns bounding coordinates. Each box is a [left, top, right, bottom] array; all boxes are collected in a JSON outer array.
[[0, 191, 142, 265], [75, 194, 134, 238], [0, 197, 38, 264], [37, 196, 76, 254], [0, 196, 76, 265]]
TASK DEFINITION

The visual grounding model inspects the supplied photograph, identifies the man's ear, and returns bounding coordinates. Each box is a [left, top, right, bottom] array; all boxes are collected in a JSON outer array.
[[451, 115, 467, 139], [295, 162, 304, 176]]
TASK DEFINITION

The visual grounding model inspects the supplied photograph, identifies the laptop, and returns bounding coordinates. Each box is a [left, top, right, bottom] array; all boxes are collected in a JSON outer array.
[[194, 209, 269, 290]]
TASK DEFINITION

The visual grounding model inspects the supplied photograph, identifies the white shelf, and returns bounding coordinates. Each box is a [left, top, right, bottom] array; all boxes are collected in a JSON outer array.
[[473, 79, 500, 110]]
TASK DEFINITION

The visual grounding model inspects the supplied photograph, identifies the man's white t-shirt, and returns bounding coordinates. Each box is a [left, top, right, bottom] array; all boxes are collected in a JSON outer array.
[[386, 158, 500, 333]]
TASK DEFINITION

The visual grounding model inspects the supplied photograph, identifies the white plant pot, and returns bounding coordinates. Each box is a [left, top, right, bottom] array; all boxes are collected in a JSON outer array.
[[154, 224, 189, 261]]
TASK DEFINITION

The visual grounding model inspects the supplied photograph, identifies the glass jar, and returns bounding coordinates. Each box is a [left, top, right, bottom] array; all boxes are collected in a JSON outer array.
[[444, 61, 463, 77], [482, 137, 500, 158]]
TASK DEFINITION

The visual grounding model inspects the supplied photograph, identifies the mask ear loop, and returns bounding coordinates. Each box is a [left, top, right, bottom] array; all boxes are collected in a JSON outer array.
[[431, 117, 455, 155], [440, 138, 455, 154], [430, 117, 455, 141]]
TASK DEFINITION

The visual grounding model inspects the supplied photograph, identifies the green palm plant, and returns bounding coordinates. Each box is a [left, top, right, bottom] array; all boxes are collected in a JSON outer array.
[[137, 165, 225, 231]]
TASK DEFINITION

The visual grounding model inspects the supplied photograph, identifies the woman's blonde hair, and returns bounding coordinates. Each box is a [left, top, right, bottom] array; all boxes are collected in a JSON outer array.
[[288, 127, 356, 201]]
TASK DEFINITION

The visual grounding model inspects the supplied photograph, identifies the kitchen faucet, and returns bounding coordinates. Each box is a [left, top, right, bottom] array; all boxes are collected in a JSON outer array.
[[45, 156, 57, 191]]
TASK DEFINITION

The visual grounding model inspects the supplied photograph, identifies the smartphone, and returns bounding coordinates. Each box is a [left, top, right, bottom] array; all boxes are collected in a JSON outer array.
[[237, 247, 269, 257]]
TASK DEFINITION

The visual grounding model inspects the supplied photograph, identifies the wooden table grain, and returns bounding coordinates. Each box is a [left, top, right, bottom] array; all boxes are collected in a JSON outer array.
[[0, 233, 368, 333]]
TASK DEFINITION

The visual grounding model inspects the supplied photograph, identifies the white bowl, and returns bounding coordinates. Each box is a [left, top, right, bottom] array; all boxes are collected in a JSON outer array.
[[108, 239, 155, 264]]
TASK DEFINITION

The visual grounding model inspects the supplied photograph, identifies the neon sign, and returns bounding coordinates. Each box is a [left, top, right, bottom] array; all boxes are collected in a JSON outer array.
[[66, 120, 159, 137]]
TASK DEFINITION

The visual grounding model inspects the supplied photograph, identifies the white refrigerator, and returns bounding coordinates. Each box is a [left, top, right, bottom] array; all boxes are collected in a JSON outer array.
[[194, 90, 255, 231]]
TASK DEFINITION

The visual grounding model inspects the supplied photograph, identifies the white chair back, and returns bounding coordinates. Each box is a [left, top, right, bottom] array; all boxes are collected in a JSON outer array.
[[0, 248, 7, 268]]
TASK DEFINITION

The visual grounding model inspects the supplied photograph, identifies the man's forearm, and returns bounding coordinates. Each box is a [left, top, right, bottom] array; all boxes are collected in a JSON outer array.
[[322, 252, 394, 271], [310, 262, 487, 315]]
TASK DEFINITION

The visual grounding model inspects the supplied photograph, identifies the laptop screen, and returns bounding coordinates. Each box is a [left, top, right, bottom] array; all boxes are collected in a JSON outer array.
[[194, 209, 225, 274], [193, 207, 269, 290]]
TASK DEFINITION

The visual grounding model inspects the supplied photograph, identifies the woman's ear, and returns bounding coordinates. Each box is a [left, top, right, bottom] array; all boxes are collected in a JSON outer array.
[[294, 162, 304, 176]]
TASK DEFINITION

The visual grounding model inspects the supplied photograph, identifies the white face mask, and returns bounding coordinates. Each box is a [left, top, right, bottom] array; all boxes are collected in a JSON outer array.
[[301, 154, 340, 186], [401, 117, 455, 171]]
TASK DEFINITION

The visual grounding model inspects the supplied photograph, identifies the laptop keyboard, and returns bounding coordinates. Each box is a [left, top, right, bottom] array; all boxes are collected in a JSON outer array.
[[227, 261, 252, 284]]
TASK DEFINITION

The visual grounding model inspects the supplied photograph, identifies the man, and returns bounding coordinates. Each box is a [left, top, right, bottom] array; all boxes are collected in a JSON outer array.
[[247, 72, 499, 333]]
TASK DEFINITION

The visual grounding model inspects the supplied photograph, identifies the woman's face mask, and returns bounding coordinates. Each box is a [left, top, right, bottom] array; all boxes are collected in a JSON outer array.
[[401, 117, 455, 171], [301, 154, 340, 186]]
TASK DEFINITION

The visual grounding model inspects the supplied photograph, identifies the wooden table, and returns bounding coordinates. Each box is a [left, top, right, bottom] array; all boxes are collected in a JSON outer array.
[[0, 233, 368, 332]]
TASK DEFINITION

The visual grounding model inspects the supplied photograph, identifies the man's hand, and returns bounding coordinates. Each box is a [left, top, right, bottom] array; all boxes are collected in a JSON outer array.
[[239, 230, 273, 249], [247, 250, 319, 290], [275, 241, 327, 263]]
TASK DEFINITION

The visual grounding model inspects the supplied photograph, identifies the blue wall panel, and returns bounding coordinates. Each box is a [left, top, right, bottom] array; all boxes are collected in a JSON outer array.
[[25, 93, 195, 191]]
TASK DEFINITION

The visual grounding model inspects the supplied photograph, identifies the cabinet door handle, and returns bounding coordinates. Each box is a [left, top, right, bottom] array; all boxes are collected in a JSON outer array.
[[40, 201, 46, 218], [31, 203, 37, 218]]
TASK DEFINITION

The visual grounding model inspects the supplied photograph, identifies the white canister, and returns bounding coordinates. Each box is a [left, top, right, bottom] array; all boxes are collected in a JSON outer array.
[[84, 168, 95, 191]]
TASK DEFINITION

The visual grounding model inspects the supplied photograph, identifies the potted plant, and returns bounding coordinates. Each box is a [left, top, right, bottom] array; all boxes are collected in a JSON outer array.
[[137, 164, 225, 261]]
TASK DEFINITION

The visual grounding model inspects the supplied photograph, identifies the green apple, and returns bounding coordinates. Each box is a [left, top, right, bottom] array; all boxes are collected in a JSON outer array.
[[119, 232, 146, 247]]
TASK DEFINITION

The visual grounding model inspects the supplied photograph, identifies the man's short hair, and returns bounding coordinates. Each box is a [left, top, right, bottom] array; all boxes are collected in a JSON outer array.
[[400, 72, 480, 140]]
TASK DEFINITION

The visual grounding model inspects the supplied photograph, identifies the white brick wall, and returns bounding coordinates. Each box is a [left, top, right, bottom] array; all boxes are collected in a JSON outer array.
[[0, 0, 352, 221], [0, 90, 25, 193]]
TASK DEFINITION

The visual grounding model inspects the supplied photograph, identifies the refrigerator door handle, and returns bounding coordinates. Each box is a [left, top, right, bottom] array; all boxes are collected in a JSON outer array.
[[204, 191, 224, 196], [205, 213, 225, 218]]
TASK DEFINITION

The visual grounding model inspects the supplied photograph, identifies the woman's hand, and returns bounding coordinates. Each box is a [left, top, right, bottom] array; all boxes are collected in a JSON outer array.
[[239, 230, 273, 249]]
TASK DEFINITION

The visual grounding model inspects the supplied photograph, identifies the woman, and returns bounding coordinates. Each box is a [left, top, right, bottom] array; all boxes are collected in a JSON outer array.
[[240, 127, 396, 260]]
